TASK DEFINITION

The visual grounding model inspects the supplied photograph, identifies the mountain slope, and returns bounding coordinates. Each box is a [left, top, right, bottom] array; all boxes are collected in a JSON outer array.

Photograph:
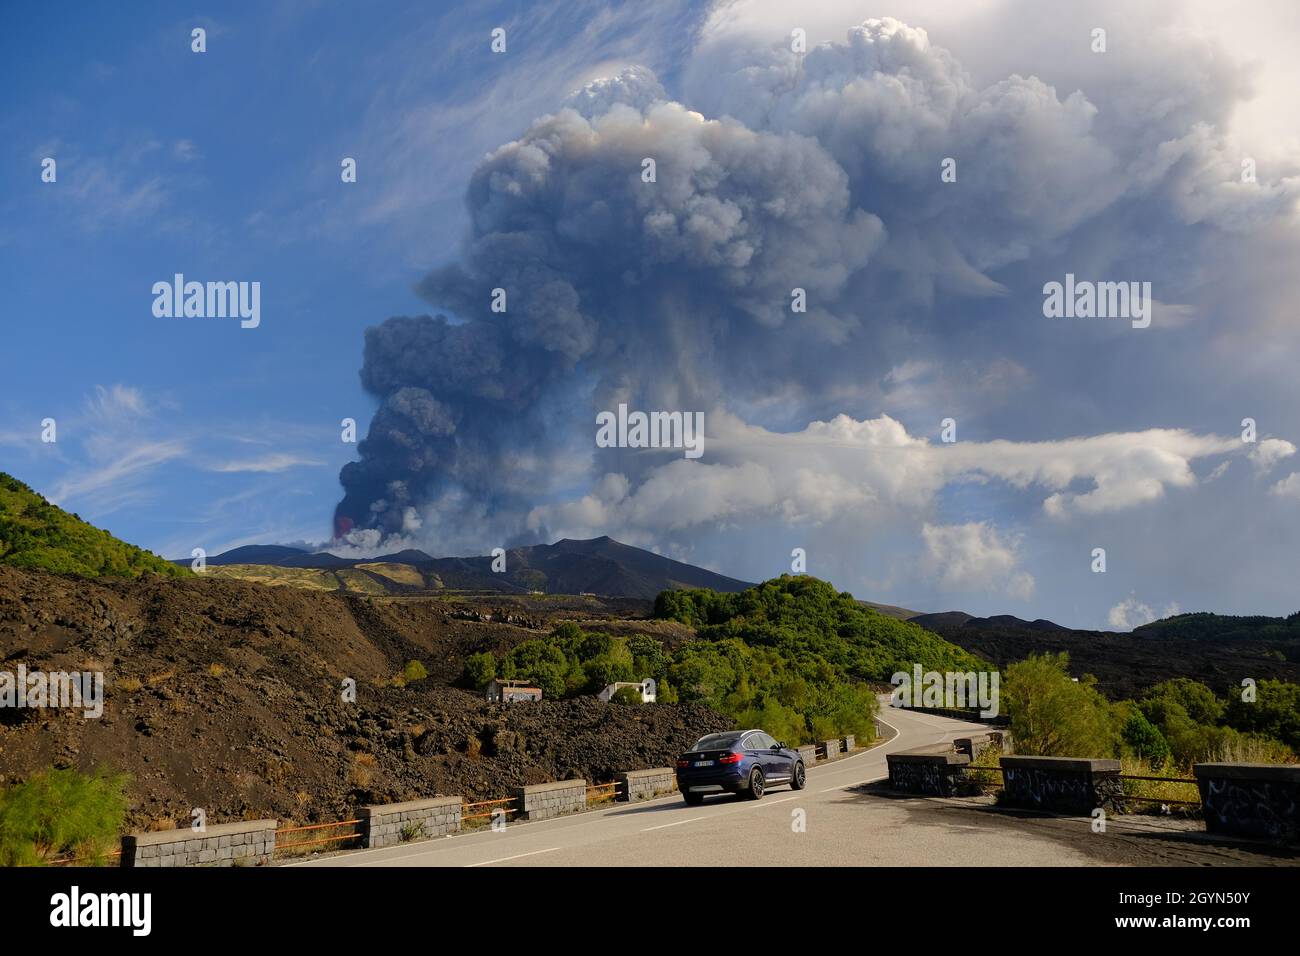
[[1133, 611, 1300, 642], [913, 611, 1300, 699], [197, 535, 753, 599], [0, 472, 186, 578], [909, 611, 1067, 632]]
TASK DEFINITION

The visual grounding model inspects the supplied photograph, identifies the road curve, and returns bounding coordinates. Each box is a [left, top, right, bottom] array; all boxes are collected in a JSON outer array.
[[292, 705, 1098, 867]]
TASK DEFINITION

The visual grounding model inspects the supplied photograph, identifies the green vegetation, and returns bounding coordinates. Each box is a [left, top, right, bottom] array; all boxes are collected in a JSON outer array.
[[1000, 653, 1299, 770], [464, 575, 986, 744], [1119, 710, 1170, 769], [655, 576, 985, 679], [464, 651, 496, 689], [1134, 610, 1300, 643], [0, 473, 186, 578], [402, 660, 429, 683], [1118, 756, 1201, 813], [1002, 653, 1120, 758], [0, 768, 129, 866], [610, 685, 644, 705]]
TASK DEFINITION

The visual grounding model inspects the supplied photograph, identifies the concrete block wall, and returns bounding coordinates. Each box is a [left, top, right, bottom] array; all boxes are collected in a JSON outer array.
[[1195, 763, 1300, 843], [616, 768, 676, 802], [359, 795, 461, 848], [512, 779, 587, 820], [122, 819, 277, 867], [1000, 756, 1123, 814], [887, 751, 971, 796]]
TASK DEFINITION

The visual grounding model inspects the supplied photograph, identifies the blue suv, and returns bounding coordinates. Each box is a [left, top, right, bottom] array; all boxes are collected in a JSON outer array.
[[675, 729, 806, 804]]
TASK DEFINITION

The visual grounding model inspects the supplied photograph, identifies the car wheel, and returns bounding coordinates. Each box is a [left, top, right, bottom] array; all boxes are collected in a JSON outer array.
[[747, 767, 765, 800], [683, 791, 704, 806], [791, 760, 806, 790]]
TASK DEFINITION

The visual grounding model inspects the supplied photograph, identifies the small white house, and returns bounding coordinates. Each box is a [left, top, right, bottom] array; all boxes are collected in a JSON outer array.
[[597, 679, 656, 704], [485, 679, 542, 703]]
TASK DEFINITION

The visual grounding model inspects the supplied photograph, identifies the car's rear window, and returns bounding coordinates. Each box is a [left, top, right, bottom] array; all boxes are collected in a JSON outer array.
[[689, 733, 741, 751]]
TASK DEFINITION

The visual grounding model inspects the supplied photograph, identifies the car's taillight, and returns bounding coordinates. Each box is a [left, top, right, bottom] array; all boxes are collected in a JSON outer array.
[[676, 759, 690, 768], [718, 752, 743, 765]]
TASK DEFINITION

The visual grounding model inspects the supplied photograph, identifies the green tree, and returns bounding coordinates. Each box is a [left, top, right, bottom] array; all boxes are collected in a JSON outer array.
[[1223, 679, 1300, 752], [463, 651, 496, 689], [1003, 653, 1119, 757], [1120, 709, 1171, 769]]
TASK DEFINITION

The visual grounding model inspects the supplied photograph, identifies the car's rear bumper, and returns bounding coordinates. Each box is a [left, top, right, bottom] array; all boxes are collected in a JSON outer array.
[[675, 768, 748, 793]]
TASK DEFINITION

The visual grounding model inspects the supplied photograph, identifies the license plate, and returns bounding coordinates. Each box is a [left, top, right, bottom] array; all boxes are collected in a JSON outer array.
[[693, 760, 714, 767]]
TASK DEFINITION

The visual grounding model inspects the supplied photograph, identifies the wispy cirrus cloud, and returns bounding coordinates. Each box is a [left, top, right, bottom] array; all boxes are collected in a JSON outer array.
[[207, 453, 325, 474]]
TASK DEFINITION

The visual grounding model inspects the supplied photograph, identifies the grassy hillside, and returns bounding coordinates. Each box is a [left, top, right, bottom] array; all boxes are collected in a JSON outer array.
[[655, 575, 987, 681], [467, 575, 989, 745], [0, 472, 186, 578]]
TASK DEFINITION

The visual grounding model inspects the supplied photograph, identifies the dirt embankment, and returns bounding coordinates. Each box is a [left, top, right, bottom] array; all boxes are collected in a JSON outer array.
[[0, 566, 727, 829]]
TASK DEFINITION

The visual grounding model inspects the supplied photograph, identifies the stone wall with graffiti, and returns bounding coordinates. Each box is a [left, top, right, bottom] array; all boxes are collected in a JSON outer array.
[[1000, 757, 1123, 815], [886, 752, 970, 796], [1196, 764, 1300, 843]]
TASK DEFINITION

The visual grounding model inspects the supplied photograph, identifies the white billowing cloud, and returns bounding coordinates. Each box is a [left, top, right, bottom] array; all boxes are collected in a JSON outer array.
[[1249, 437, 1297, 472], [526, 411, 1245, 541], [922, 521, 1034, 600], [1271, 472, 1300, 499], [1109, 596, 1181, 631]]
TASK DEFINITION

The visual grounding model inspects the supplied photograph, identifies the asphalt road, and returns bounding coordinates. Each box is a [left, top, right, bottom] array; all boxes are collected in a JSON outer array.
[[293, 705, 1103, 867]]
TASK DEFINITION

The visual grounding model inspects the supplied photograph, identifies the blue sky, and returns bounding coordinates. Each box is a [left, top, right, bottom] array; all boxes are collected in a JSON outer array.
[[0, 0, 699, 552], [3, 1, 1299, 627]]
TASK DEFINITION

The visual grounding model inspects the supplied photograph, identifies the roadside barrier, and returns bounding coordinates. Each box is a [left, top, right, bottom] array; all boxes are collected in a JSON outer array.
[[112, 734, 881, 866], [586, 781, 622, 805], [275, 819, 363, 855], [885, 739, 1300, 846], [1195, 762, 1300, 842]]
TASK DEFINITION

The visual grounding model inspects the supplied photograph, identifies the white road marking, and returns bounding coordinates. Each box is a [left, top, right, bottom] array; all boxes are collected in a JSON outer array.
[[641, 815, 709, 832], [466, 846, 560, 867], [640, 793, 801, 831]]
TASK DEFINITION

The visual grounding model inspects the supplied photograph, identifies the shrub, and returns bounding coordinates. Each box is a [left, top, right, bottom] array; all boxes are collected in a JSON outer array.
[[1120, 710, 1171, 769], [1003, 653, 1119, 757], [0, 768, 128, 866], [400, 821, 425, 842], [610, 685, 643, 705], [402, 660, 428, 683]]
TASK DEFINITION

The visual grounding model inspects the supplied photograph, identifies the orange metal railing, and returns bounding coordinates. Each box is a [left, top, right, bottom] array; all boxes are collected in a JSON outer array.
[[274, 819, 363, 852], [586, 781, 622, 805], [462, 796, 519, 822]]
